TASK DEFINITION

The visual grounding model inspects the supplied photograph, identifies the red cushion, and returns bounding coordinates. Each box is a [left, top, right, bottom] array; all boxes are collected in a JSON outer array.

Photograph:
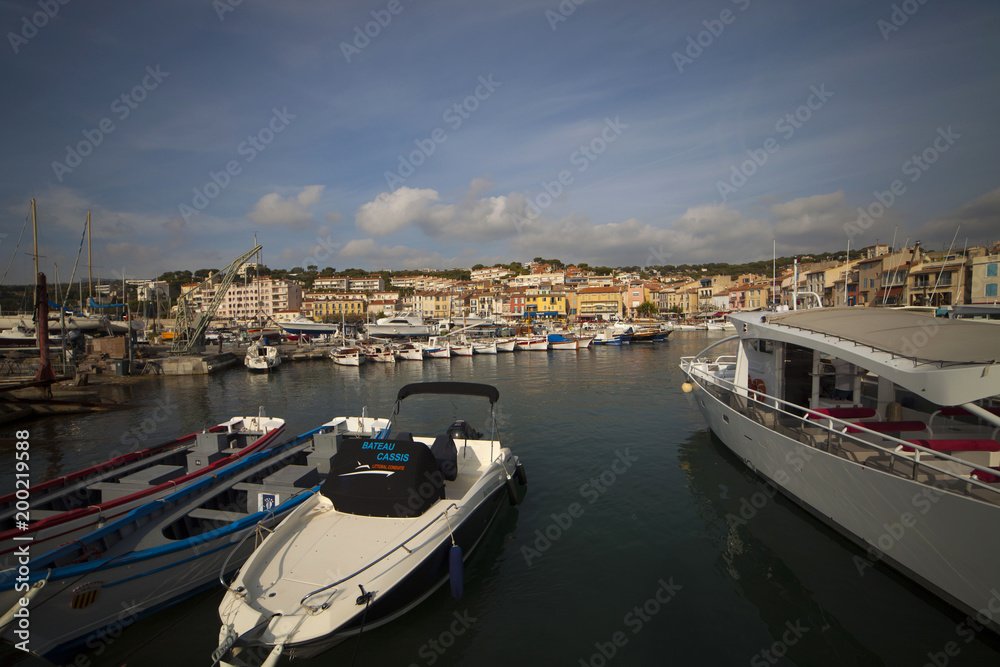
[[810, 407, 877, 420], [847, 421, 926, 434], [905, 439, 1000, 453]]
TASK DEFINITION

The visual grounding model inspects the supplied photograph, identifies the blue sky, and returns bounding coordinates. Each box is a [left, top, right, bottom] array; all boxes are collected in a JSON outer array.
[[1, 0, 998, 283]]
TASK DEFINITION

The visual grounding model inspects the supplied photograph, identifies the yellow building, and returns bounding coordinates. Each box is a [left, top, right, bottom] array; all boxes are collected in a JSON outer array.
[[577, 287, 622, 320], [525, 293, 566, 319]]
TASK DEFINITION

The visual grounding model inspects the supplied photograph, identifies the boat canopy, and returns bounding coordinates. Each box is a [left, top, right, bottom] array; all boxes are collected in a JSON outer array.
[[731, 308, 1000, 406], [764, 308, 999, 365], [396, 382, 499, 404]]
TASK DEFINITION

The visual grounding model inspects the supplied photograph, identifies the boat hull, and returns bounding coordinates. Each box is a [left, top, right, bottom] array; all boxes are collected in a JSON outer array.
[[221, 478, 514, 663], [0, 420, 285, 569], [688, 379, 1000, 633], [291, 484, 509, 659], [515, 337, 547, 351]]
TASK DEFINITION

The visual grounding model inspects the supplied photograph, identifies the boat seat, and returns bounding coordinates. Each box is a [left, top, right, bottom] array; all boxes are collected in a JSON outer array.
[[118, 464, 186, 486], [901, 439, 1000, 453], [322, 435, 445, 518], [971, 467, 1000, 483], [809, 407, 877, 420], [430, 434, 458, 481], [88, 481, 149, 503]]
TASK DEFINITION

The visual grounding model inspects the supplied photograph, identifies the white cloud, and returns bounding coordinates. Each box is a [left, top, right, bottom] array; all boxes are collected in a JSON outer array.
[[354, 187, 450, 236], [247, 185, 324, 231], [354, 182, 536, 241]]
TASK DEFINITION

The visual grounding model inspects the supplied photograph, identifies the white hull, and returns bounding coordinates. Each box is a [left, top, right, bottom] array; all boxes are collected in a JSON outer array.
[[472, 341, 497, 354], [365, 324, 436, 336], [367, 352, 396, 363], [277, 318, 340, 335], [686, 366, 1000, 632], [515, 337, 547, 351], [397, 345, 425, 361], [330, 348, 366, 366], [244, 344, 281, 371], [425, 346, 451, 358], [450, 343, 474, 357], [496, 338, 516, 352]]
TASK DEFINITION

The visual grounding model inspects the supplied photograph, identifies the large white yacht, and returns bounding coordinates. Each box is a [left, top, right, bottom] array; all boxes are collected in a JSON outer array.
[[681, 308, 1000, 633], [365, 312, 436, 336]]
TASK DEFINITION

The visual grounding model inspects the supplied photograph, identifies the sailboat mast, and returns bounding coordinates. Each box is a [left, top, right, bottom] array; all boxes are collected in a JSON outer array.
[[87, 211, 93, 305], [31, 199, 38, 298]]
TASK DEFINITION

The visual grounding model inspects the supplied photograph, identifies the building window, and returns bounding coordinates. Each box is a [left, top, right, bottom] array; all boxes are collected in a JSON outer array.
[[987, 283, 998, 298], [987, 263, 999, 278]]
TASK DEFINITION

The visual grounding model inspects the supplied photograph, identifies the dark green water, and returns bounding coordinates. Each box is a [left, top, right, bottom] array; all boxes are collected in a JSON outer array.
[[5, 333, 1000, 666]]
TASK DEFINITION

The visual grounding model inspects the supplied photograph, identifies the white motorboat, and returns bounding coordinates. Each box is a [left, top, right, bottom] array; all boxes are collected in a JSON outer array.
[[0, 414, 285, 570], [705, 317, 736, 332], [472, 340, 498, 354], [449, 340, 474, 356], [213, 382, 527, 665], [364, 344, 397, 363], [365, 312, 436, 337], [0, 414, 388, 663], [330, 346, 366, 366], [276, 315, 340, 336], [496, 337, 516, 352], [546, 333, 578, 350], [396, 343, 425, 361], [244, 342, 281, 372], [423, 337, 451, 358], [681, 308, 1000, 634], [592, 325, 633, 345], [515, 336, 548, 351]]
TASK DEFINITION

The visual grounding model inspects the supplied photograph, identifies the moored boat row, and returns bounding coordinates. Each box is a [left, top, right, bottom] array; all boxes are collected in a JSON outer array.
[[0, 383, 526, 667]]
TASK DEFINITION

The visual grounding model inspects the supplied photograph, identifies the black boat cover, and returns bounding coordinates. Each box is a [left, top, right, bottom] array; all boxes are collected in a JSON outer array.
[[321, 435, 445, 517], [396, 382, 499, 404]]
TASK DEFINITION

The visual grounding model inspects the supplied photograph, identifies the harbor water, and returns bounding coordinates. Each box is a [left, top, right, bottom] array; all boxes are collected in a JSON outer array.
[[4, 333, 1000, 666]]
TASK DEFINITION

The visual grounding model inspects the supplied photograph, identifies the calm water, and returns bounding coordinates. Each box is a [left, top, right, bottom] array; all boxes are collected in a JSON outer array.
[[4, 334, 1000, 666]]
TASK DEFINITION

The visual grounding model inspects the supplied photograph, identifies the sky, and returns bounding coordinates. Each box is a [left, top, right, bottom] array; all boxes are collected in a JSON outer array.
[[1, 0, 998, 284]]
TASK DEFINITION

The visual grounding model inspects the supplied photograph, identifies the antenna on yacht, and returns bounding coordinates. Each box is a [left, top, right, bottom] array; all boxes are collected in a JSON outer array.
[[883, 237, 909, 306], [927, 226, 960, 307], [844, 239, 850, 306]]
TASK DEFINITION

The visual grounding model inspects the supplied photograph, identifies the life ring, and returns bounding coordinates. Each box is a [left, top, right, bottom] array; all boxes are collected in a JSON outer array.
[[747, 377, 767, 401]]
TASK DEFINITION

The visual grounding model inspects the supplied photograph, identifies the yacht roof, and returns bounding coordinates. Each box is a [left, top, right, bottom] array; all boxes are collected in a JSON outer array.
[[761, 308, 999, 365], [729, 308, 1000, 406]]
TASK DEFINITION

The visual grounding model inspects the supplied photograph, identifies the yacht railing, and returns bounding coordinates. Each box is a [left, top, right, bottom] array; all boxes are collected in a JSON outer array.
[[681, 356, 1000, 502], [298, 502, 460, 612]]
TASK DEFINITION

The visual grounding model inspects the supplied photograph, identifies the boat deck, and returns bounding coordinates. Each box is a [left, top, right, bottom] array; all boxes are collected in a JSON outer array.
[[688, 358, 1000, 508]]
